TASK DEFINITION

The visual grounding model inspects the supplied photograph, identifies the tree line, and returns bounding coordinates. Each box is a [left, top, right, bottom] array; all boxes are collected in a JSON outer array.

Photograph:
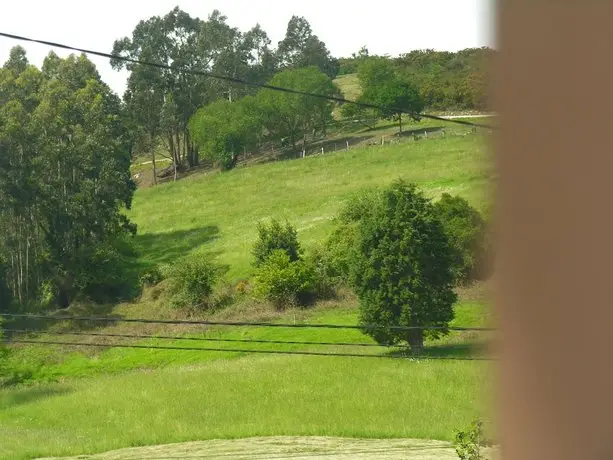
[[113, 8, 340, 181], [0, 48, 136, 310], [339, 46, 492, 112], [0, 7, 492, 312], [113, 7, 491, 178]]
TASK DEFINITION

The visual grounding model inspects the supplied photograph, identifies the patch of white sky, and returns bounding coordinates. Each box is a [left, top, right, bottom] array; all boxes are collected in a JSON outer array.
[[0, 0, 496, 96]]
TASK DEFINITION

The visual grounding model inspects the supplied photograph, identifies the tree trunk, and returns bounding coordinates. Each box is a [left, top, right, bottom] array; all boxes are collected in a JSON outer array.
[[399, 113, 403, 134], [152, 149, 157, 185], [407, 329, 424, 355]]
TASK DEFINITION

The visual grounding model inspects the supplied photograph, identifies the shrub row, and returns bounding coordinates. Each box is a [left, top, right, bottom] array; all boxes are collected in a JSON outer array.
[[142, 183, 491, 316]]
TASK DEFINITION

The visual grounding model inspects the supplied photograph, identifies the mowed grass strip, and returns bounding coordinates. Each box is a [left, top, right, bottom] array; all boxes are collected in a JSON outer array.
[[0, 352, 490, 460]]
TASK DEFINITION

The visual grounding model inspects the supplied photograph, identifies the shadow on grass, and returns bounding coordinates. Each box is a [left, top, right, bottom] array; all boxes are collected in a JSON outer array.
[[2, 302, 124, 334], [0, 386, 71, 408], [134, 225, 221, 268], [385, 341, 489, 360], [1, 227, 221, 334]]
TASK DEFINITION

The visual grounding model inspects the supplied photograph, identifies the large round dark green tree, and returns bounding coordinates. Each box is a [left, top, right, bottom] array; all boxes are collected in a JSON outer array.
[[350, 180, 457, 353]]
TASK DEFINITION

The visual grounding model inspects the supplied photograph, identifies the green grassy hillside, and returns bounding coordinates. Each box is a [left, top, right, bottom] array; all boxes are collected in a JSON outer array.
[[129, 132, 490, 281], [0, 128, 493, 459]]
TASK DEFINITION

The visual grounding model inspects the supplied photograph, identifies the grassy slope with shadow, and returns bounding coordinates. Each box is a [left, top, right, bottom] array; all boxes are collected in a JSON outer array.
[[128, 132, 490, 282]]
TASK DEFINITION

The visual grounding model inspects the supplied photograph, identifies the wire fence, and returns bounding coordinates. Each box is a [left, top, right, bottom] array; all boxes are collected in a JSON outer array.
[[3, 338, 492, 361], [0, 313, 495, 332], [0, 312, 496, 362]]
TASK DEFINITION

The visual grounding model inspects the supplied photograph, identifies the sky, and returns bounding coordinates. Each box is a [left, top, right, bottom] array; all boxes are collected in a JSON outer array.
[[0, 0, 495, 96]]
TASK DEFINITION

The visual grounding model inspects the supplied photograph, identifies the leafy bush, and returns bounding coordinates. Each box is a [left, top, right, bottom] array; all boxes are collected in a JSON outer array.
[[433, 194, 487, 285], [252, 219, 302, 268], [139, 266, 164, 287], [324, 190, 382, 284], [350, 180, 457, 352], [455, 418, 487, 460], [252, 250, 317, 309], [303, 245, 338, 299], [74, 238, 140, 304], [161, 252, 221, 310]]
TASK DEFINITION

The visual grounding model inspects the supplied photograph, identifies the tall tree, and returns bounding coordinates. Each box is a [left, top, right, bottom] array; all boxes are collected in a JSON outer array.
[[0, 51, 137, 309], [112, 8, 275, 176], [277, 16, 339, 78], [3, 46, 28, 75], [343, 57, 424, 133]]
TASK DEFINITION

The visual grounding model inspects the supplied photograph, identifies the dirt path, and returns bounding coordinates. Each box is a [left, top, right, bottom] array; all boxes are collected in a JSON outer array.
[[37, 436, 498, 460]]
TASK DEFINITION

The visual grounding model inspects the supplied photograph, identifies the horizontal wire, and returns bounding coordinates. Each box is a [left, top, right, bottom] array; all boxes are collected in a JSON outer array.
[[0, 31, 495, 130], [2, 329, 401, 348], [3, 339, 493, 361], [0, 313, 495, 332]]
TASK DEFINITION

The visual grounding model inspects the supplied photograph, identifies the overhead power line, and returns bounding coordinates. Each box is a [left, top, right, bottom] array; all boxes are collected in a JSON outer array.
[[0, 31, 495, 130], [0, 313, 495, 332], [3, 329, 401, 348], [4, 339, 492, 361]]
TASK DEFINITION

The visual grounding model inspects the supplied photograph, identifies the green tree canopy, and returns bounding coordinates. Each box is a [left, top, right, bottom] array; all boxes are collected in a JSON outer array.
[[346, 57, 424, 133], [0, 51, 136, 309], [3, 46, 28, 75], [349, 180, 457, 352], [112, 8, 276, 173], [433, 194, 488, 285], [277, 16, 339, 78], [189, 96, 263, 170], [257, 66, 339, 149]]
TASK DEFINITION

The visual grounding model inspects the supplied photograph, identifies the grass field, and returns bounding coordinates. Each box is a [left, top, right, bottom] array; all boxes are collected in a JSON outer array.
[[0, 354, 490, 459], [0, 125, 493, 459], [129, 130, 490, 281], [0, 295, 493, 460]]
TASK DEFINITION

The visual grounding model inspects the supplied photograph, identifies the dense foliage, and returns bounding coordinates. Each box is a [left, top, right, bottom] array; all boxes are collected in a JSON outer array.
[[348, 180, 457, 352], [189, 96, 263, 170], [0, 49, 137, 310], [161, 252, 221, 310], [433, 193, 487, 285], [257, 67, 339, 149], [189, 66, 338, 169], [113, 8, 491, 178], [341, 57, 424, 133], [340, 47, 492, 111], [251, 223, 332, 309], [252, 249, 317, 309], [276, 16, 339, 79], [324, 190, 383, 284], [113, 9, 339, 176], [252, 219, 302, 268]]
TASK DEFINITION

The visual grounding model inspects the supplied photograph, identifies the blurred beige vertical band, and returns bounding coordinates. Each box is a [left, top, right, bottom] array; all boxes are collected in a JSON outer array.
[[495, 1, 613, 459]]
